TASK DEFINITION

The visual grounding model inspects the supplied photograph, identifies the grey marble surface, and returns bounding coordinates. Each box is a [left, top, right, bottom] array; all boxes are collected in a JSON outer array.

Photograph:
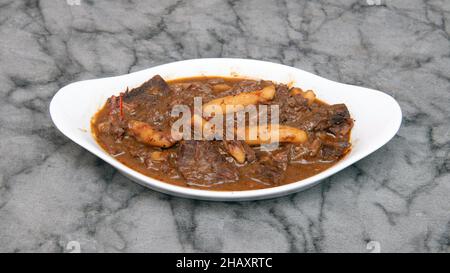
[[0, 0, 449, 253]]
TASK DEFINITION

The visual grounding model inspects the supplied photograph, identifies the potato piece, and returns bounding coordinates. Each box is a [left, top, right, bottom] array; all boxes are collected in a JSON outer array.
[[127, 120, 177, 148], [223, 140, 246, 163], [290, 87, 316, 105], [203, 85, 276, 116], [243, 125, 308, 145], [290, 87, 303, 95], [212, 84, 231, 93], [150, 151, 168, 161], [303, 90, 316, 105]]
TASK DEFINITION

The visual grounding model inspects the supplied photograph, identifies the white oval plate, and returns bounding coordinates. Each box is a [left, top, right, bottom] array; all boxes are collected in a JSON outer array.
[[50, 58, 402, 201]]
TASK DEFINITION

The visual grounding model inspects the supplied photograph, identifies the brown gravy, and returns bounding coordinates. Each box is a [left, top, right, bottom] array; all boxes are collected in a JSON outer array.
[[92, 76, 353, 191]]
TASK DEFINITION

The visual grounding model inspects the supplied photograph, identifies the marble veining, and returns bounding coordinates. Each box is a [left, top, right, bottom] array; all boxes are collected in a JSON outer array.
[[0, 0, 449, 252]]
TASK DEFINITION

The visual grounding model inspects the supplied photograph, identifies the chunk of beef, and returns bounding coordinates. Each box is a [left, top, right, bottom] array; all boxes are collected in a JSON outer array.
[[97, 75, 172, 141], [317, 133, 351, 160], [231, 80, 262, 94], [325, 104, 353, 136], [301, 104, 353, 136], [119, 75, 174, 126], [248, 149, 290, 185], [123, 75, 170, 100], [176, 141, 239, 186], [289, 132, 351, 162], [96, 95, 126, 140], [242, 141, 257, 162], [271, 85, 309, 124], [320, 141, 351, 160]]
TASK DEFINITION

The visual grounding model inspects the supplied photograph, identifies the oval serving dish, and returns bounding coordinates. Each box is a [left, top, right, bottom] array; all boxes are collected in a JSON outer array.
[[50, 58, 402, 201]]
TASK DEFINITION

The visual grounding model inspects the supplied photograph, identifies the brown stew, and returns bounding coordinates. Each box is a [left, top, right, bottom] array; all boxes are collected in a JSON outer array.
[[92, 75, 353, 191]]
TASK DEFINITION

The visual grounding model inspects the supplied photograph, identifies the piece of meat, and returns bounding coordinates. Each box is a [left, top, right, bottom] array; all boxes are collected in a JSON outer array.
[[300, 104, 353, 136], [96, 95, 126, 140], [320, 142, 351, 160], [308, 138, 322, 157], [325, 104, 353, 136], [273, 85, 310, 124], [98, 75, 172, 141], [242, 141, 256, 162], [317, 133, 351, 160], [124, 75, 170, 100], [313, 104, 350, 132], [247, 149, 290, 185], [176, 141, 239, 187]]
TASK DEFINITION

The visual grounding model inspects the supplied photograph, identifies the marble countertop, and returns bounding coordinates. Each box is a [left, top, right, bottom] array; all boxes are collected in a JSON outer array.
[[0, 0, 449, 253]]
